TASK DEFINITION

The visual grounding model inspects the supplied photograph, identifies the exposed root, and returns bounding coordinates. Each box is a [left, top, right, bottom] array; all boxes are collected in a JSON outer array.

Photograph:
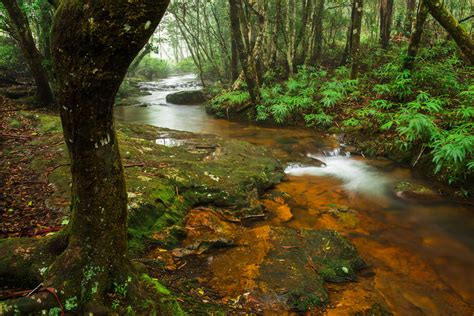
[[0, 232, 68, 287]]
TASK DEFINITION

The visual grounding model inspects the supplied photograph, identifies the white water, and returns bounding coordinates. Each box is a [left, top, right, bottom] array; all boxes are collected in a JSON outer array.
[[285, 151, 391, 197]]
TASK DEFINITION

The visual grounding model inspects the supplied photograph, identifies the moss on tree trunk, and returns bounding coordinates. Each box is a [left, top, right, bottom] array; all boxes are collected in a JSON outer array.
[[425, 0, 474, 64]]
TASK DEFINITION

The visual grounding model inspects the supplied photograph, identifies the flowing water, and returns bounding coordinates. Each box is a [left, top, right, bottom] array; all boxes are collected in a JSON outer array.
[[116, 75, 474, 315]]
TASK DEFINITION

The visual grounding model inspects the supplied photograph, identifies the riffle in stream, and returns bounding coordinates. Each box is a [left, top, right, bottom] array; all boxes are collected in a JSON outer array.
[[116, 75, 474, 315]]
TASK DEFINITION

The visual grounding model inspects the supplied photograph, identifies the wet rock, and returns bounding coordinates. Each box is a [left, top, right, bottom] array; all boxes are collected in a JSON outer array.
[[394, 181, 441, 202], [166, 90, 206, 104], [355, 303, 393, 316], [181, 208, 240, 254], [180, 209, 365, 312], [262, 198, 293, 222]]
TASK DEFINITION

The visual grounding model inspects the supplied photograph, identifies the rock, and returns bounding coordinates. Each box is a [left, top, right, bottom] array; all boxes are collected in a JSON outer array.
[[394, 181, 441, 202], [178, 209, 365, 312], [166, 90, 206, 104], [181, 208, 240, 253], [24, 112, 284, 254], [262, 198, 294, 222]]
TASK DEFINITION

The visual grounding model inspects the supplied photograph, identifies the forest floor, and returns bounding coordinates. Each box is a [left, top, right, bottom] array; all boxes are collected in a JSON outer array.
[[0, 97, 65, 239]]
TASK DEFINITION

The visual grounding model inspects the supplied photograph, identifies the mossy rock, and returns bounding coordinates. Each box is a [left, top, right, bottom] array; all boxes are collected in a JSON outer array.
[[257, 227, 365, 311], [166, 90, 206, 105], [20, 111, 284, 255], [394, 181, 441, 202]]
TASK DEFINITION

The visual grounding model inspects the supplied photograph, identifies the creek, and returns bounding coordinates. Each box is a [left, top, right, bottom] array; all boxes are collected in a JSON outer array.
[[116, 74, 474, 314]]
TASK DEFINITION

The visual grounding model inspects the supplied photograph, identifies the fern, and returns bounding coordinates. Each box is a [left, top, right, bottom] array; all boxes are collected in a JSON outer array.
[[270, 104, 291, 123], [304, 112, 333, 127]]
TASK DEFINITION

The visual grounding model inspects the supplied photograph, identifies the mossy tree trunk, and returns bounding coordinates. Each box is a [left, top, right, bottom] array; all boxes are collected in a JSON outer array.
[[229, 0, 260, 105], [349, 0, 363, 79], [1, 0, 54, 106], [379, 0, 394, 49], [424, 0, 474, 64], [0, 1, 169, 314], [404, 0, 429, 70], [404, 0, 417, 35]]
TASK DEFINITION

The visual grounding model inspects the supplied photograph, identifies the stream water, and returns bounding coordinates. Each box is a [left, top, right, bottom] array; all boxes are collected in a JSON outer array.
[[116, 75, 474, 315]]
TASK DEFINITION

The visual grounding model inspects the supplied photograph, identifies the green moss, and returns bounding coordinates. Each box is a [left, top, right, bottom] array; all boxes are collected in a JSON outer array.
[[140, 274, 186, 315], [8, 118, 21, 128], [15, 111, 284, 259], [141, 274, 171, 295], [287, 291, 326, 311]]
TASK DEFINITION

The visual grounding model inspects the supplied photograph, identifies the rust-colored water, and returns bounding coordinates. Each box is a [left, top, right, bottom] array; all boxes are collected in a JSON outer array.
[[118, 76, 474, 314]]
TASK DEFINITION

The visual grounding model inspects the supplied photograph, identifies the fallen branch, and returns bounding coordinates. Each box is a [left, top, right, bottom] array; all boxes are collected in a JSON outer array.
[[124, 163, 145, 168]]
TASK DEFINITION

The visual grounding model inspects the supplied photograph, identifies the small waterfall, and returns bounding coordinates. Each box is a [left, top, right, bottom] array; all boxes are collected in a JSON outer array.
[[285, 147, 390, 196]]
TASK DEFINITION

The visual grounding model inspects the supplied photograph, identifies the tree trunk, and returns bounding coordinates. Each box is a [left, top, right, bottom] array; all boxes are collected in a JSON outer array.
[[46, 0, 169, 313], [129, 44, 152, 76], [269, 0, 282, 68], [1, 0, 54, 106], [424, 0, 474, 64], [404, 0, 417, 35], [379, 0, 394, 49], [404, 0, 429, 70], [229, 0, 260, 105], [312, 0, 326, 64], [286, 0, 297, 76], [231, 36, 239, 81], [350, 0, 363, 79]]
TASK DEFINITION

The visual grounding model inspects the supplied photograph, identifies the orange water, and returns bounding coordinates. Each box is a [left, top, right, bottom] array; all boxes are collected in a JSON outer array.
[[117, 76, 474, 314]]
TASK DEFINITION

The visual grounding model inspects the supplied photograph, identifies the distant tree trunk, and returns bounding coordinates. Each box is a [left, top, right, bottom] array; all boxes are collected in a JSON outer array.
[[404, 0, 417, 35], [231, 37, 239, 81], [379, 0, 394, 49], [425, 0, 474, 64], [311, 0, 326, 64], [269, 0, 282, 68], [404, 0, 429, 70], [1, 0, 54, 106], [350, 0, 363, 79], [286, 0, 297, 76], [129, 44, 152, 76], [229, 0, 260, 105]]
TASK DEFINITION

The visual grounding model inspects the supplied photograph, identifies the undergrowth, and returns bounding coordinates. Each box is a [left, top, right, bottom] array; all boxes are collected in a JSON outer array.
[[210, 43, 473, 190]]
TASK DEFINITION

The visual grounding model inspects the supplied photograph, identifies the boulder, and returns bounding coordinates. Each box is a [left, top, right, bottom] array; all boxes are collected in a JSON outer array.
[[166, 90, 206, 104]]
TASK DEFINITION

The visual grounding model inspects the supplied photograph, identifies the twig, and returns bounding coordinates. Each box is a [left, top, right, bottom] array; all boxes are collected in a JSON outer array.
[[26, 283, 43, 297], [241, 214, 266, 220], [124, 163, 145, 168], [412, 144, 426, 167]]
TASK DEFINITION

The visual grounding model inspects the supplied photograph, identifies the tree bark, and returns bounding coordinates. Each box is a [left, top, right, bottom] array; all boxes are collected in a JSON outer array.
[[1, 0, 54, 106], [229, 0, 260, 105], [286, 0, 297, 76], [350, 0, 363, 79], [404, 0, 429, 70], [379, 0, 394, 49], [311, 0, 326, 64], [45, 0, 169, 313], [404, 0, 417, 35], [425, 0, 474, 64], [231, 35, 239, 81]]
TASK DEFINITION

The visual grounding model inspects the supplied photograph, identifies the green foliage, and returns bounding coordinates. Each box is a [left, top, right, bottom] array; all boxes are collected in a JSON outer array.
[[64, 296, 78, 311], [173, 57, 197, 74], [136, 56, 170, 80], [304, 112, 333, 127], [0, 37, 23, 71]]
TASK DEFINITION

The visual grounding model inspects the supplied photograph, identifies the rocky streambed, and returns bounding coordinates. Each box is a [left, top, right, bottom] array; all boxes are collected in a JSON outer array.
[[16, 111, 370, 313]]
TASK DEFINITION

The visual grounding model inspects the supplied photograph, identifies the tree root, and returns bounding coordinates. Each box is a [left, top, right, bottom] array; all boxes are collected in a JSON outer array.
[[0, 231, 68, 287], [0, 233, 184, 315]]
